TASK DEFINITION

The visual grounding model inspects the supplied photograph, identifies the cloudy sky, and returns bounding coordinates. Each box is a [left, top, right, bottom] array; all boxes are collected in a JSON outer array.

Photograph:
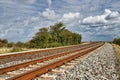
[[0, 0, 120, 42]]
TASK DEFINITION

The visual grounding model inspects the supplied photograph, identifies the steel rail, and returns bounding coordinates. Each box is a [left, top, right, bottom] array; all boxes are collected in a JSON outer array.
[[6, 43, 104, 80]]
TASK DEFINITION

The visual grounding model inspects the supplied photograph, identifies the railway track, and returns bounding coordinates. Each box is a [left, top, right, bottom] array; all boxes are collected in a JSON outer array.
[[0, 43, 92, 66], [0, 42, 104, 80], [0, 43, 95, 68]]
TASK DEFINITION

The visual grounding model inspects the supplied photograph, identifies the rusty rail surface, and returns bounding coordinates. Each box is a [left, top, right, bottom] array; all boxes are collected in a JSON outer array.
[[6, 42, 104, 80], [0, 43, 98, 75]]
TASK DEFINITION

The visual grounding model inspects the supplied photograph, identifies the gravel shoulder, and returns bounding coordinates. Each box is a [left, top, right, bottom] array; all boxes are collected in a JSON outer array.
[[44, 43, 119, 80]]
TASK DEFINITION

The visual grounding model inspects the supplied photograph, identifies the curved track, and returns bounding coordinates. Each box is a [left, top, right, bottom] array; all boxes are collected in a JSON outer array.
[[0, 42, 104, 80]]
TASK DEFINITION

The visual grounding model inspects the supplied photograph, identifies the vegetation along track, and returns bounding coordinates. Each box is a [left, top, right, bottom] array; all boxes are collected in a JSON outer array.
[[0, 42, 104, 80]]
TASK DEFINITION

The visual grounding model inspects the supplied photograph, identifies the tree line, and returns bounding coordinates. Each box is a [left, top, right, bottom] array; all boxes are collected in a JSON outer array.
[[0, 22, 82, 49], [113, 38, 120, 45], [0, 39, 26, 48]]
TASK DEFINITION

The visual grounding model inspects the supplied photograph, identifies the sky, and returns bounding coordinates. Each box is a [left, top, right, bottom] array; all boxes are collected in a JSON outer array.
[[0, 0, 120, 42]]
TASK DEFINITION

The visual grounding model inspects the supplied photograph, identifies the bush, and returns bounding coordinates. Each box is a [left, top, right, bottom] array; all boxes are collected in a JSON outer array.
[[47, 42, 62, 47], [113, 38, 120, 45], [10, 47, 23, 52]]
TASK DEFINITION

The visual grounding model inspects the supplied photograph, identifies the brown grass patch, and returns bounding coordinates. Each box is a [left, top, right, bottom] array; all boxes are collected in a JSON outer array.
[[113, 44, 120, 79], [0, 48, 12, 54]]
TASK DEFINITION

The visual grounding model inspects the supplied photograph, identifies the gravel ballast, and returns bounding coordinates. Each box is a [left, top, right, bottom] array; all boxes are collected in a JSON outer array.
[[42, 43, 118, 80]]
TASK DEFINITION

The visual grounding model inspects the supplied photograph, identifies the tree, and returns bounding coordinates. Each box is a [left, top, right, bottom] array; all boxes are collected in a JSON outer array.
[[50, 22, 65, 43], [113, 38, 120, 45], [0, 39, 8, 47], [29, 28, 51, 48], [28, 22, 82, 48], [15, 41, 25, 48], [7, 42, 15, 48]]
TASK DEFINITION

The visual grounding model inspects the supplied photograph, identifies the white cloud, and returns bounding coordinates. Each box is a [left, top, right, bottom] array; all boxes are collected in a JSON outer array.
[[61, 12, 80, 23], [109, 11, 119, 18], [80, 9, 120, 41], [103, 26, 109, 30], [104, 9, 112, 14], [41, 8, 56, 20], [82, 9, 120, 25], [82, 15, 107, 24], [105, 9, 119, 19], [23, 20, 29, 26], [47, 0, 52, 8], [31, 16, 39, 21], [21, 0, 36, 4]]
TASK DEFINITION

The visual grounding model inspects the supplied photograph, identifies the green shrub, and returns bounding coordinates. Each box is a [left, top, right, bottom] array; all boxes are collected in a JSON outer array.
[[10, 47, 23, 52], [47, 42, 62, 47]]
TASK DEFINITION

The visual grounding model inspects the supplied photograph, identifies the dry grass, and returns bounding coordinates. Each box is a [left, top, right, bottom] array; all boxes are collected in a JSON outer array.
[[0, 47, 29, 54], [0, 48, 12, 54], [113, 44, 120, 78], [113, 44, 120, 63]]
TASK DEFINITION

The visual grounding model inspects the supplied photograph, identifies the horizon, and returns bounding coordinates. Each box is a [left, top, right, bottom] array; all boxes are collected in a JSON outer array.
[[0, 0, 120, 42]]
